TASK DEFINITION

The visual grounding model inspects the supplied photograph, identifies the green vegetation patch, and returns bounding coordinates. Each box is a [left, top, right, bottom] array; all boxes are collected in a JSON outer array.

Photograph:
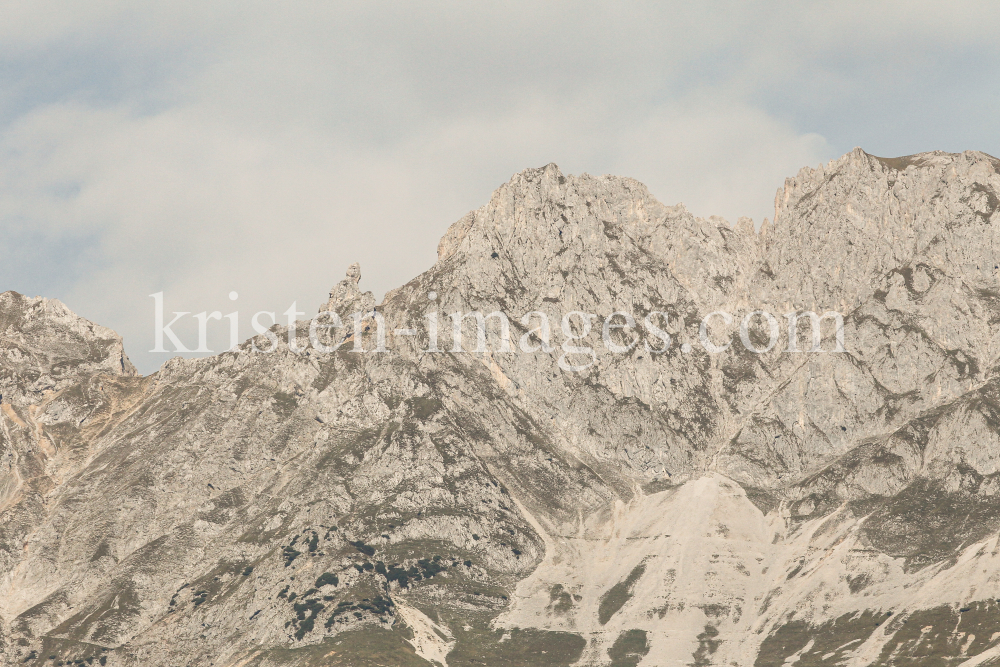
[[315, 572, 339, 588], [547, 584, 575, 615], [641, 478, 675, 495], [282, 545, 302, 567], [608, 629, 650, 667], [254, 628, 429, 667], [349, 540, 376, 557], [873, 601, 1000, 666], [858, 475, 1000, 571], [691, 625, 720, 667], [291, 598, 326, 640], [598, 563, 646, 625], [325, 596, 394, 628], [45, 581, 142, 644], [755, 610, 886, 666], [447, 626, 585, 667]]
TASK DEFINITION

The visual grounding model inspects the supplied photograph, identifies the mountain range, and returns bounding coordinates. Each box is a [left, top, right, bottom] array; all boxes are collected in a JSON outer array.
[[3, 148, 1000, 666]]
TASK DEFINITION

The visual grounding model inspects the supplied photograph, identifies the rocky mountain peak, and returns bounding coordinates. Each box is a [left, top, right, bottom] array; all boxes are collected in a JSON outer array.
[[1, 291, 136, 406], [4, 150, 1000, 667]]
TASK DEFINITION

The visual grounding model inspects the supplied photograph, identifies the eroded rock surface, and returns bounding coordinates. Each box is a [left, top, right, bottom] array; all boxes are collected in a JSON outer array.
[[3, 149, 1000, 666]]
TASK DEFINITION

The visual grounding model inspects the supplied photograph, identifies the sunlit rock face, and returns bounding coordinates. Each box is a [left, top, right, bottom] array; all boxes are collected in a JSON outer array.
[[2, 149, 1000, 667]]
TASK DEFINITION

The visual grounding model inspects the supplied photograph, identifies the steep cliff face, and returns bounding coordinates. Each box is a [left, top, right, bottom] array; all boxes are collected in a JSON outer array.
[[0, 294, 140, 590], [2, 149, 1000, 666]]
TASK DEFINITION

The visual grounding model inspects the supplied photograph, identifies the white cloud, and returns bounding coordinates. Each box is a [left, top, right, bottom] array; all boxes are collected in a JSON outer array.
[[0, 2, 997, 372]]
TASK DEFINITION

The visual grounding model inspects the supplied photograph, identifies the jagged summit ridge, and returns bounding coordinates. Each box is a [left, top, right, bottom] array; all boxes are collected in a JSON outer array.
[[1, 149, 1000, 666], [1, 291, 136, 402]]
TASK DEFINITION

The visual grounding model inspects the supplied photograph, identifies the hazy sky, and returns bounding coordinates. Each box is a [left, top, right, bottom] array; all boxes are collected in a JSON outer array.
[[2, 1, 998, 374]]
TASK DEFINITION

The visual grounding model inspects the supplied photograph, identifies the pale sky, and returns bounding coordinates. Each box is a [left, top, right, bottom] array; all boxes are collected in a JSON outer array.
[[2, 1, 998, 374]]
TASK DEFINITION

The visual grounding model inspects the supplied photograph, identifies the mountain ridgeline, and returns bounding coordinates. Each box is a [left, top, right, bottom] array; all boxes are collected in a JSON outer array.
[[3, 148, 1000, 666]]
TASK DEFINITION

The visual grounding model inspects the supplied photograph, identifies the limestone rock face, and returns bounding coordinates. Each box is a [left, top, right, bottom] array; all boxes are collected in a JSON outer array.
[[0, 292, 135, 401], [0, 293, 140, 578], [3, 149, 1000, 667], [320, 262, 376, 315]]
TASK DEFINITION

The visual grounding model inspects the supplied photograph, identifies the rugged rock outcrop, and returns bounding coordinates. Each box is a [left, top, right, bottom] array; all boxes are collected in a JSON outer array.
[[2, 148, 1000, 666]]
